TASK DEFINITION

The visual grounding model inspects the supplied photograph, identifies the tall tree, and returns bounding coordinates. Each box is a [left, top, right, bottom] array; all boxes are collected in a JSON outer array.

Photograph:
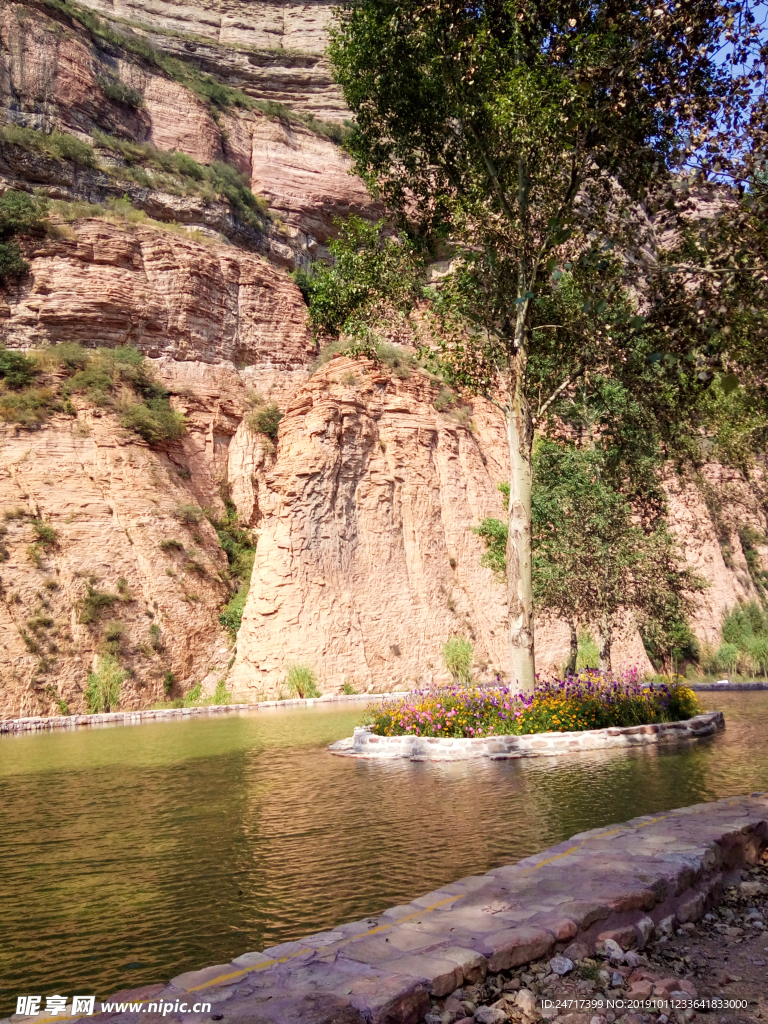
[[327, 0, 764, 689]]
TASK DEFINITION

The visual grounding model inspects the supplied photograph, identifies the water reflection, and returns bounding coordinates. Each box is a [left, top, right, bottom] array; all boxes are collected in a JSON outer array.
[[0, 693, 765, 1011]]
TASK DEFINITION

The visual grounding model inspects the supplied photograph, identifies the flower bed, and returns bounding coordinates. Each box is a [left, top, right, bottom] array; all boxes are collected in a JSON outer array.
[[365, 670, 703, 739]]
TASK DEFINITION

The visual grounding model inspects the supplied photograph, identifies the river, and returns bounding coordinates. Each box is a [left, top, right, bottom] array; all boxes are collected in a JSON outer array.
[[0, 691, 765, 1012]]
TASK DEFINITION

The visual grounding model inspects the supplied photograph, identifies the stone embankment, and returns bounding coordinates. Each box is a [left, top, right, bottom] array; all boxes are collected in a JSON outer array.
[[329, 713, 724, 761], [0, 692, 404, 735], [11, 792, 766, 1024]]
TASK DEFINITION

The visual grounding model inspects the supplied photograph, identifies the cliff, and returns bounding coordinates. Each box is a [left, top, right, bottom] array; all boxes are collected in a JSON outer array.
[[0, 0, 765, 713]]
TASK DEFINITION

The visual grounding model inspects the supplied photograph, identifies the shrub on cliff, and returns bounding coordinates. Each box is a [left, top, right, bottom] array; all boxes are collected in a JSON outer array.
[[286, 664, 321, 699], [247, 403, 283, 440], [0, 346, 38, 389], [121, 397, 186, 445], [0, 190, 48, 285], [84, 653, 126, 713]]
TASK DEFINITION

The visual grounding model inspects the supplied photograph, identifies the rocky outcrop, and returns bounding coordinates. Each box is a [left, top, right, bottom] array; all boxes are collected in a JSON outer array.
[[0, 405, 232, 718], [229, 356, 651, 698], [0, 1, 374, 260], [1, 218, 314, 363], [77, 0, 337, 55]]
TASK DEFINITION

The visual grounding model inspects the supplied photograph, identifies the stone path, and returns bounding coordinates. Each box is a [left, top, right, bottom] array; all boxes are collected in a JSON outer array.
[[5, 793, 767, 1024]]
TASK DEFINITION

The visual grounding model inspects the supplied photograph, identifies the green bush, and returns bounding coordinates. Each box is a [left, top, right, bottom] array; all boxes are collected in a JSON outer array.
[[85, 653, 126, 712], [0, 124, 95, 166], [715, 641, 739, 677], [286, 663, 321, 698], [31, 520, 57, 547], [173, 503, 203, 525], [163, 670, 175, 696], [79, 583, 120, 624], [121, 397, 186, 444], [443, 637, 473, 684], [0, 346, 37, 389], [0, 240, 29, 281], [248, 403, 283, 439], [98, 75, 144, 108], [341, 680, 357, 695], [576, 630, 601, 670]]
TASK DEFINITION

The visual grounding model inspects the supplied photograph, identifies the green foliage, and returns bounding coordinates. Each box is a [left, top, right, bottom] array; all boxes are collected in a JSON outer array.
[[31, 520, 57, 547], [121, 397, 186, 444], [163, 670, 176, 696], [173, 503, 203, 525], [1, 343, 188, 438], [160, 539, 184, 553], [286, 663, 321, 698], [210, 498, 256, 639], [149, 622, 163, 652], [0, 240, 28, 281], [530, 438, 706, 671], [247, 402, 283, 440], [0, 189, 48, 284], [341, 680, 357, 695], [85, 653, 126, 712], [254, 99, 352, 146], [715, 642, 740, 677], [0, 346, 37, 389], [56, 699, 69, 716], [40, 0, 254, 115], [576, 631, 600, 671], [79, 583, 120, 625], [473, 518, 507, 579], [211, 677, 232, 705], [443, 637, 473, 685], [304, 216, 427, 346], [97, 75, 144, 109], [0, 124, 95, 166]]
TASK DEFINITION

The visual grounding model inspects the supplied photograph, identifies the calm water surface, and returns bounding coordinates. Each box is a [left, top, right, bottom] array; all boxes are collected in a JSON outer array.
[[0, 692, 766, 1011]]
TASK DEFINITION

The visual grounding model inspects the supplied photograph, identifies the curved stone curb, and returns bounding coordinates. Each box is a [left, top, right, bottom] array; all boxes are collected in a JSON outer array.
[[329, 711, 724, 761], [691, 681, 768, 691], [11, 791, 767, 1024], [0, 691, 408, 736]]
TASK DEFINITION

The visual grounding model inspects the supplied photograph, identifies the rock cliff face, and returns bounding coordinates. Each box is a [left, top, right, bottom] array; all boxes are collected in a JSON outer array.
[[229, 356, 652, 697], [0, 0, 766, 713]]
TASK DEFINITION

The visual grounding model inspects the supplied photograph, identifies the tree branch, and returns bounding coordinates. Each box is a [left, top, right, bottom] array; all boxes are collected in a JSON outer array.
[[533, 366, 585, 425]]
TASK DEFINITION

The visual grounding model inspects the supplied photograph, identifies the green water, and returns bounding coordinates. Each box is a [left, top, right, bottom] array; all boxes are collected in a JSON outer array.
[[0, 692, 766, 1012]]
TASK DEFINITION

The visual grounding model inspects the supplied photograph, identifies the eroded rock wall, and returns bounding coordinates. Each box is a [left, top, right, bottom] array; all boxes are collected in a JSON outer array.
[[229, 357, 653, 698]]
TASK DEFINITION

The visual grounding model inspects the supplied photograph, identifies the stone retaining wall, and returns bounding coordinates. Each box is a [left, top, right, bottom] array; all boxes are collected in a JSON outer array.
[[328, 711, 724, 761], [12, 792, 767, 1024], [0, 692, 407, 736]]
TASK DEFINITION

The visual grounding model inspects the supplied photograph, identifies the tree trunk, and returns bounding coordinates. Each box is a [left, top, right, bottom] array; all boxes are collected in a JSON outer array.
[[599, 611, 613, 675], [506, 348, 535, 693], [567, 619, 578, 675]]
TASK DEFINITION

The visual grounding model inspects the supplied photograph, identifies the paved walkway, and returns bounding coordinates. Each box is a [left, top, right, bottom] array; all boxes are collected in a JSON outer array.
[[6, 793, 767, 1024]]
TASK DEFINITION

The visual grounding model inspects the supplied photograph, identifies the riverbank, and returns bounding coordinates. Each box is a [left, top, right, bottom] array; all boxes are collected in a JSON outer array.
[[9, 791, 766, 1024], [0, 691, 407, 735]]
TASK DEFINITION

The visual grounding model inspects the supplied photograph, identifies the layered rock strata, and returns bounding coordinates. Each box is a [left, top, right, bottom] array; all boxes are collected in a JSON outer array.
[[230, 355, 652, 698], [19, 792, 766, 1024]]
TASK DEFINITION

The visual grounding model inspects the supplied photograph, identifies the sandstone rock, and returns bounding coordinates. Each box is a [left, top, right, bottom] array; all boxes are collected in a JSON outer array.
[[515, 989, 537, 1016], [3, 222, 313, 365], [549, 957, 574, 976]]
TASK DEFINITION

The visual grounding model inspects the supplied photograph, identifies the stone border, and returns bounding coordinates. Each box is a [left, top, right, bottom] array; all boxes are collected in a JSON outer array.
[[328, 711, 724, 760], [0, 692, 408, 736], [691, 681, 768, 690], [11, 792, 767, 1024]]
